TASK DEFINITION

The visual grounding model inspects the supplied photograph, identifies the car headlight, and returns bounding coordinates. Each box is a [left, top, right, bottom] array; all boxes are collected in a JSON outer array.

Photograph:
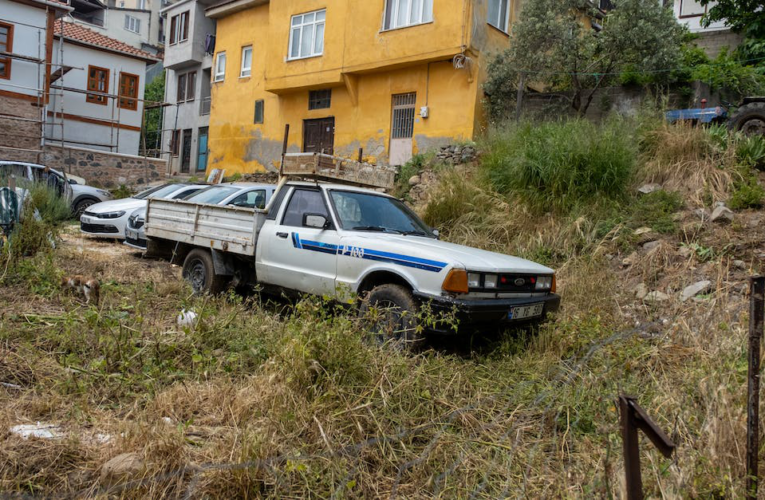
[[97, 190, 112, 198], [97, 211, 126, 219], [484, 274, 498, 288], [535, 276, 554, 290], [467, 272, 481, 289]]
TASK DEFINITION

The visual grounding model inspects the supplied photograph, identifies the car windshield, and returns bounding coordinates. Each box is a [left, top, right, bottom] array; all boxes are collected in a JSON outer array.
[[184, 186, 240, 205], [133, 184, 173, 200], [329, 190, 434, 237], [145, 184, 190, 200]]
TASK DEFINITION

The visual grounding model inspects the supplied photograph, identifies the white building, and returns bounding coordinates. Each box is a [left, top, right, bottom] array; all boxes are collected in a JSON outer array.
[[160, 0, 216, 175], [66, 0, 165, 54], [671, 0, 743, 57], [45, 20, 160, 154], [0, 0, 71, 162]]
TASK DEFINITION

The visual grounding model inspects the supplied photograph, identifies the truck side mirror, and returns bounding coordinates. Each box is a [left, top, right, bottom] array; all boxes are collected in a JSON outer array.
[[303, 213, 329, 229], [432, 228, 440, 239]]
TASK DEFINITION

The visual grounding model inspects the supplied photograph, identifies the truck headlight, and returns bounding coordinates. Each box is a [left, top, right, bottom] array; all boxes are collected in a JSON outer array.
[[484, 274, 498, 288], [467, 272, 481, 288], [535, 276, 553, 290]]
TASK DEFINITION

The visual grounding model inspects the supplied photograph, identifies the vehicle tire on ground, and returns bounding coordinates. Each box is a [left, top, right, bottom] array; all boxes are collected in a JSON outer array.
[[359, 284, 423, 349], [73, 198, 97, 219], [182, 249, 228, 294], [728, 102, 765, 137]]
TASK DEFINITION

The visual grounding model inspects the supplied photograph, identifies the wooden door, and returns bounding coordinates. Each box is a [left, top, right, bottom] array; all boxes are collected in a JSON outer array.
[[303, 117, 335, 155]]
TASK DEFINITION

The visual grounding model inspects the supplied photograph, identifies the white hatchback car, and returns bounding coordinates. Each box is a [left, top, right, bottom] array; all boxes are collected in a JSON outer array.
[[80, 183, 206, 239], [124, 183, 276, 250]]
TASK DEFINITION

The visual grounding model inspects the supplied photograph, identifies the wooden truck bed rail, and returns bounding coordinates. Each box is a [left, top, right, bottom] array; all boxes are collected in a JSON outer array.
[[281, 153, 396, 190]]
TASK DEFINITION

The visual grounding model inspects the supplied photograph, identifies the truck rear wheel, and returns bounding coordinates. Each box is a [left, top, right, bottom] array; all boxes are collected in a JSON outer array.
[[360, 284, 423, 349], [182, 249, 228, 295], [728, 102, 765, 137]]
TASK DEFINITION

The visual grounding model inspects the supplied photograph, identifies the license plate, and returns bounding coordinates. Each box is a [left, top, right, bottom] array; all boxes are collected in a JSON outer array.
[[508, 303, 544, 320], [125, 229, 137, 239]]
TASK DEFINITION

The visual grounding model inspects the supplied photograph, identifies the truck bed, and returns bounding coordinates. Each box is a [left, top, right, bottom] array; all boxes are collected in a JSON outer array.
[[145, 199, 264, 256]]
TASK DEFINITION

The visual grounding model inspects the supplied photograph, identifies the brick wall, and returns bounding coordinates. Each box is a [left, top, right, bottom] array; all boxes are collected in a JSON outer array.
[[41, 145, 168, 188], [0, 94, 42, 163]]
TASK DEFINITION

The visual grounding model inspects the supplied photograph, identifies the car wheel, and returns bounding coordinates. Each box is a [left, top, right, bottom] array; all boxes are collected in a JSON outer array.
[[74, 198, 97, 219], [359, 284, 423, 349], [182, 249, 228, 294]]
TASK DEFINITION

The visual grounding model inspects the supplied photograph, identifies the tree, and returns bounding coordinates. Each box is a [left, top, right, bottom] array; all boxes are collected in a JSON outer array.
[[699, 0, 765, 39], [484, 0, 686, 121], [140, 70, 165, 157]]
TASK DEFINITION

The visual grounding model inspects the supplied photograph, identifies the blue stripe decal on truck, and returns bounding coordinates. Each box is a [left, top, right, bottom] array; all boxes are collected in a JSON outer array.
[[290, 232, 447, 273]]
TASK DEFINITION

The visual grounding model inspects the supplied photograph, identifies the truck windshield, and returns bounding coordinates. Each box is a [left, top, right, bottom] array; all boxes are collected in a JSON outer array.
[[329, 190, 434, 237], [184, 186, 240, 205]]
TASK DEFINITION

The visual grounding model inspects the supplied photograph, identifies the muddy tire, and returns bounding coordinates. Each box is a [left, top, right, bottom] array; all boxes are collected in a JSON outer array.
[[182, 249, 227, 294], [359, 284, 423, 349], [728, 102, 765, 137]]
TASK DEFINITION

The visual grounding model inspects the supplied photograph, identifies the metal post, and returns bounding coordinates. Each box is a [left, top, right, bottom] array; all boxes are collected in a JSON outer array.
[[280, 124, 290, 175], [620, 396, 643, 500], [358, 147, 363, 163], [515, 71, 525, 122], [747, 276, 765, 498]]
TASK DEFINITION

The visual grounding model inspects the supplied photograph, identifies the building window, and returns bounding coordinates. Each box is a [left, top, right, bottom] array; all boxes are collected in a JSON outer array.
[[240, 45, 252, 77], [254, 100, 264, 124], [177, 71, 196, 102], [169, 11, 189, 45], [171, 130, 180, 156], [138, 0, 146, 9], [124, 15, 141, 33], [289, 9, 325, 60], [308, 89, 331, 110], [86, 65, 110, 105], [487, 0, 510, 32], [214, 52, 226, 82], [118, 72, 138, 110], [679, 0, 707, 17], [0, 22, 13, 80], [383, 0, 433, 31]]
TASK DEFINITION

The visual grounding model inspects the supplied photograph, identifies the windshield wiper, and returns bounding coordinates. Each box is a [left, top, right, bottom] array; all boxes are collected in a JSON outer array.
[[401, 230, 427, 236], [352, 226, 403, 234]]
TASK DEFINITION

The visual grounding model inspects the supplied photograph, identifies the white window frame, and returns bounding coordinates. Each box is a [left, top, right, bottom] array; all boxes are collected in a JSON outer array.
[[240, 45, 252, 78], [124, 15, 140, 34], [138, 0, 146, 9], [288, 9, 326, 61], [383, 0, 433, 31], [487, 0, 511, 33], [214, 51, 226, 82]]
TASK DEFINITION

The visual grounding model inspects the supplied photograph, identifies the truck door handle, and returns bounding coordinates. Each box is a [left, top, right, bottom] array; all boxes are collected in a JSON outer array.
[[276, 232, 288, 239]]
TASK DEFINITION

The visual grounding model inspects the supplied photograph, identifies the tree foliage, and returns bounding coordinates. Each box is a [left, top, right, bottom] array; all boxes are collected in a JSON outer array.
[[699, 0, 765, 39], [140, 70, 165, 157], [484, 0, 685, 121]]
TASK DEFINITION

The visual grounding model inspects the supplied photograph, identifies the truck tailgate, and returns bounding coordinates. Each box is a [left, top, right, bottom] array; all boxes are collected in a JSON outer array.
[[145, 199, 263, 256]]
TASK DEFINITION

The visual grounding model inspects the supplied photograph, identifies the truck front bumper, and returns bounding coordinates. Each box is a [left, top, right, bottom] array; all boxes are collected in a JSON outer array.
[[414, 292, 561, 333]]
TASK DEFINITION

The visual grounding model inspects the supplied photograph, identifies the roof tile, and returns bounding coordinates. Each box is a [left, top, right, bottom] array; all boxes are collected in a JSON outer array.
[[54, 20, 160, 61]]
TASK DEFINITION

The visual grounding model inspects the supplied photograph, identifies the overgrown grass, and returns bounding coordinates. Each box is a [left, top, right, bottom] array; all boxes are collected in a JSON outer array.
[[481, 119, 636, 213]]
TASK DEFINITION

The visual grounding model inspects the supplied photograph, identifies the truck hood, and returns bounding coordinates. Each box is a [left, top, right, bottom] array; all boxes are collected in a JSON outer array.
[[86, 198, 145, 214], [348, 234, 555, 274]]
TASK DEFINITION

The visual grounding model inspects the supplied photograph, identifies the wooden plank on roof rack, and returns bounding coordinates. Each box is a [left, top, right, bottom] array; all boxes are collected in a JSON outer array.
[[281, 152, 396, 190]]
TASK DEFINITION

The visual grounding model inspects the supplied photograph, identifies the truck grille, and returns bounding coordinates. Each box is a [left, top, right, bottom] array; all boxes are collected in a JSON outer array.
[[496, 274, 538, 293]]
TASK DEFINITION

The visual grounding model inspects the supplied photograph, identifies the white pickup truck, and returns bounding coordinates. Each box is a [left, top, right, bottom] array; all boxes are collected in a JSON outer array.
[[144, 178, 560, 342]]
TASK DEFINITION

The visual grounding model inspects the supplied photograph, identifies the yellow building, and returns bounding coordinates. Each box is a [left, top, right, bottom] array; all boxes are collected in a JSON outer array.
[[205, 0, 518, 175]]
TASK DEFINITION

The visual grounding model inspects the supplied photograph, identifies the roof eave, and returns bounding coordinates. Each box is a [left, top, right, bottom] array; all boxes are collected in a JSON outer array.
[[54, 35, 160, 63], [205, 0, 268, 19]]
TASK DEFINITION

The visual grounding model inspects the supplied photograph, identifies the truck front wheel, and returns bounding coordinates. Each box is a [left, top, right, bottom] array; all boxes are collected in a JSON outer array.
[[360, 284, 423, 349], [182, 249, 228, 294]]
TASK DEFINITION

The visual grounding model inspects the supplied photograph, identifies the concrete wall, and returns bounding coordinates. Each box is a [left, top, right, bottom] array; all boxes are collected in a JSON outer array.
[[46, 40, 148, 154], [103, 8, 152, 49], [42, 144, 167, 187], [163, 0, 215, 69], [695, 30, 745, 58]]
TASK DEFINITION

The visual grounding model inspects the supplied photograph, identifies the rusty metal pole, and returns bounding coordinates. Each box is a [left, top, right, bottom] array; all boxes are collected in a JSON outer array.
[[280, 124, 290, 176], [358, 147, 363, 163], [747, 276, 765, 498], [620, 395, 643, 500]]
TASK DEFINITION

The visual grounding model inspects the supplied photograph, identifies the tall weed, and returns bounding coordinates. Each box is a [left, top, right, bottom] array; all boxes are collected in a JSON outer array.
[[481, 119, 636, 212]]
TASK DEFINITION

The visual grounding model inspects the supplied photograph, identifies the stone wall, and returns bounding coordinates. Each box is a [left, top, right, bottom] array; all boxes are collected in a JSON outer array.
[[41, 145, 168, 188], [0, 94, 42, 163]]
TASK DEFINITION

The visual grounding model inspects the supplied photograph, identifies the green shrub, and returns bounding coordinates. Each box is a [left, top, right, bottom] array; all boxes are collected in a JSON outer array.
[[394, 153, 427, 198], [627, 190, 684, 234], [29, 184, 71, 223], [481, 119, 637, 212], [736, 135, 765, 170], [110, 184, 133, 200], [729, 170, 765, 210]]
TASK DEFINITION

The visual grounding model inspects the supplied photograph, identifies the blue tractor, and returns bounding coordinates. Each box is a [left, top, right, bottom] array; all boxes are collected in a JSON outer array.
[[666, 97, 765, 136]]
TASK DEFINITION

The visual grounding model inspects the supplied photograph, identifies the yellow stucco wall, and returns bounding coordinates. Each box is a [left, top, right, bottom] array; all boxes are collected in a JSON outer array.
[[207, 0, 512, 176]]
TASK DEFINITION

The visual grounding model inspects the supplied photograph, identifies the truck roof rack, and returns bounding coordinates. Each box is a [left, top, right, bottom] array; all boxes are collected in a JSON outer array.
[[281, 152, 396, 190]]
